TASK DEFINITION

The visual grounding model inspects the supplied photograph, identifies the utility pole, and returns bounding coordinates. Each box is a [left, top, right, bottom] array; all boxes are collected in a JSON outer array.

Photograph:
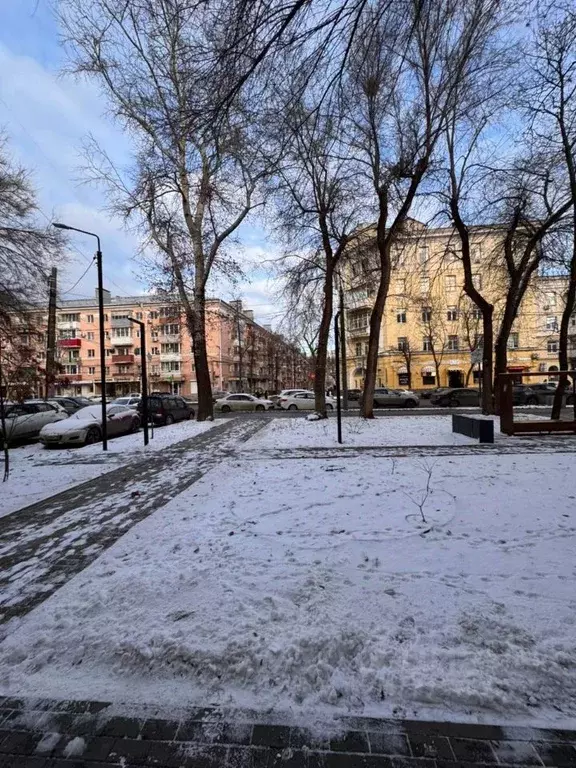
[[339, 287, 348, 410], [127, 317, 148, 446], [235, 302, 244, 392], [45, 267, 57, 398]]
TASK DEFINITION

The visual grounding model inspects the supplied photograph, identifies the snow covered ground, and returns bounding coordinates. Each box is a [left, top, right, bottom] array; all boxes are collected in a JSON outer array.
[[247, 415, 476, 448], [0, 420, 217, 518], [2, 449, 576, 726]]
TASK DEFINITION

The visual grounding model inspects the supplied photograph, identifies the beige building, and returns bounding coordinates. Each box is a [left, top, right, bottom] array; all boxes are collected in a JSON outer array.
[[344, 219, 576, 391], [5, 292, 307, 399]]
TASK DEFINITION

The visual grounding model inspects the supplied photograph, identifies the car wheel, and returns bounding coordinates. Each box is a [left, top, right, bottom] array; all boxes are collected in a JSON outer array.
[[221, 405, 231, 413], [255, 404, 265, 411], [288, 404, 298, 410], [130, 419, 140, 433], [404, 399, 416, 408], [165, 414, 175, 425], [84, 427, 100, 445], [326, 403, 333, 410], [526, 396, 538, 405], [449, 398, 460, 407], [188, 409, 195, 419]]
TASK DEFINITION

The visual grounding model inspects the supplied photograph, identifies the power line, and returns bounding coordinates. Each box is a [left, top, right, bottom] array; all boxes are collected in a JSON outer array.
[[60, 257, 96, 297]]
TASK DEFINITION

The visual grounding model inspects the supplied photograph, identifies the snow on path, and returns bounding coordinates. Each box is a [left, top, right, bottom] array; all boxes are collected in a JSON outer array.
[[2, 450, 576, 726], [0, 420, 217, 518]]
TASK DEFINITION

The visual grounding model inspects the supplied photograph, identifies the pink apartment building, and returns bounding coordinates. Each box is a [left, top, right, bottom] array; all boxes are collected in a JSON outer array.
[[48, 291, 307, 398]]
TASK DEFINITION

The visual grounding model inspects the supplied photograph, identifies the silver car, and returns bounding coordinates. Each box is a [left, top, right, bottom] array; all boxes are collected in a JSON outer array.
[[214, 394, 275, 413], [363, 388, 420, 408], [112, 396, 141, 409], [39, 404, 140, 447], [279, 391, 337, 411], [0, 402, 68, 442]]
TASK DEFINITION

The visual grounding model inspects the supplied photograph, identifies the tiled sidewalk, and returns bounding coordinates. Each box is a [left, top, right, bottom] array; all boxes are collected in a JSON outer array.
[[1, 698, 575, 767]]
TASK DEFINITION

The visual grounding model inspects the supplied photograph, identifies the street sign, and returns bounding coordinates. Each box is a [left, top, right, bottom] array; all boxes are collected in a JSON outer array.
[[471, 347, 483, 365]]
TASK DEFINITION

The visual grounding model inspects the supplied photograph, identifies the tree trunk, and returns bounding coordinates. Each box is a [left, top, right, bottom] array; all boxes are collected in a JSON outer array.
[[314, 267, 334, 417], [552, 225, 576, 419], [480, 308, 494, 414], [362, 233, 391, 419], [191, 290, 213, 420]]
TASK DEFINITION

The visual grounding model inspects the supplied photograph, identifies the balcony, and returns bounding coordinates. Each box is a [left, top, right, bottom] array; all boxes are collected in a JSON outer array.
[[57, 373, 82, 382], [348, 325, 370, 336], [57, 321, 79, 331], [112, 354, 135, 364], [110, 335, 134, 347], [159, 372, 183, 381], [158, 334, 180, 344], [58, 338, 82, 348], [160, 353, 182, 362]]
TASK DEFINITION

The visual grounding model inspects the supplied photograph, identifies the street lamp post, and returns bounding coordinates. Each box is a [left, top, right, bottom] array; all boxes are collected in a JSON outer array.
[[127, 317, 149, 446], [53, 223, 108, 450]]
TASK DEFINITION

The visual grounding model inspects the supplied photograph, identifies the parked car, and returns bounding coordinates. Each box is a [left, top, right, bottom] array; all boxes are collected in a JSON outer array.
[[430, 387, 479, 407], [0, 402, 68, 443], [40, 404, 140, 447], [42, 396, 94, 415], [360, 388, 419, 408], [420, 387, 447, 400], [211, 389, 229, 403], [214, 393, 275, 412], [279, 391, 338, 411], [112, 396, 141, 409], [270, 389, 309, 407], [138, 394, 195, 425], [513, 383, 574, 406], [347, 388, 362, 401]]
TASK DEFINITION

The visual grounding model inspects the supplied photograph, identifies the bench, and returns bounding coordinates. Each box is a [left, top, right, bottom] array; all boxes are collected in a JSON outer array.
[[452, 413, 494, 443]]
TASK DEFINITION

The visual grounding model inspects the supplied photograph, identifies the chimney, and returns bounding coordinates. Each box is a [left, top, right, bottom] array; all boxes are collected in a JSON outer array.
[[244, 310, 254, 321], [96, 287, 111, 304]]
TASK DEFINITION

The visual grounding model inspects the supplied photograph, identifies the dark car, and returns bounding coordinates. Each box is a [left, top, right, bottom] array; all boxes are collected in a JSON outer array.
[[49, 396, 93, 415], [138, 394, 195, 425], [430, 387, 479, 407], [347, 389, 362, 401], [420, 387, 449, 400], [514, 383, 575, 406]]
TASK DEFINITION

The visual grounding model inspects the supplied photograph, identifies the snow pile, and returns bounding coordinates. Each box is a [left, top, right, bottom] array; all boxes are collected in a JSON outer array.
[[2, 452, 576, 724], [247, 415, 476, 448]]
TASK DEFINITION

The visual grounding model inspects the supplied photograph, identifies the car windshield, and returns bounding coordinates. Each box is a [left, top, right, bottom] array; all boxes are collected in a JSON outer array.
[[4, 405, 28, 418], [70, 405, 102, 420], [74, 397, 93, 406], [114, 398, 131, 405]]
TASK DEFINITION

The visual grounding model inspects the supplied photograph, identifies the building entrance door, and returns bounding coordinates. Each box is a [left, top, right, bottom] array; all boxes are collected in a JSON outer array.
[[448, 370, 464, 388]]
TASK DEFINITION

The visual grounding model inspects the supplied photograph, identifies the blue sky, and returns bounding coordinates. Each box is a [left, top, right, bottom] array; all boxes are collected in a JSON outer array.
[[0, 0, 280, 325]]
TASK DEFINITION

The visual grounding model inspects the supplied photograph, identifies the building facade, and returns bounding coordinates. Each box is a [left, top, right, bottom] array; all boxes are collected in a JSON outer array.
[[6, 292, 307, 399], [344, 219, 576, 391]]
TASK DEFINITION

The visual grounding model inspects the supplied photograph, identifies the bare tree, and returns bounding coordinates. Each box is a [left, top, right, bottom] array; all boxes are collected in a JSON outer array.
[[525, 4, 576, 419], [61, 0, 268, 420], [344, 0, 505, 419], [271, 100, 360, 416]]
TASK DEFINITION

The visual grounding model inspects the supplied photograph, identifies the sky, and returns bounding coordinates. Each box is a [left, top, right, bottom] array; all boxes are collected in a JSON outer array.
[[0, 0, 282, 326]]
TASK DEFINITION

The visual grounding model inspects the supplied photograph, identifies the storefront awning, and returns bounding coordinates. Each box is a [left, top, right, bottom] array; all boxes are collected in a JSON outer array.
[[421, 366, 434, 375], [397, 365, 408, 375]]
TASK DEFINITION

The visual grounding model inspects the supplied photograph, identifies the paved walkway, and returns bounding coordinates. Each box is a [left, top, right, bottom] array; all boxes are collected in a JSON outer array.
[[0, 696, 575, 767], [0, 419, 265, 624]]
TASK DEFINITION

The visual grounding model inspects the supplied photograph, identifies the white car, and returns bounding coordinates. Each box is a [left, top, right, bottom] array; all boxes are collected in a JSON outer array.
[[39, 404, 140, 447], [214, 393, 275, 413], [0, 402, 68, 442], [111, 396, 141, 409], [279, 391, 337, 411]]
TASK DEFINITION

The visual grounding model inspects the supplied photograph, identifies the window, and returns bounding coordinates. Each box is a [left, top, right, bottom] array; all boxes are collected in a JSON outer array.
[[355, 342, 363, 356], [161, 361, 181, 372], [397, 337, 408, 351], [418, 245, 429, 266], [448, 335, 459, 351], [471, 244, 482, 262], [161, 342, 180, 354], [546, 316, 558, 331], [423, 337, 432, 351], [59, 329, 76, 339], [545, 293, 557, 308], [134, 348, 141, 355], [159, 324, 180, 336], [446, 275, 456, 291], [472, 273, 482, 290], [149, 311, 159, 320], [88, 349, 95, 358], [104, 314, 108, 322], [88, 367, 96, 375], [113, 327, 132, 338], [447, 307, 458, 322], [548, 340, 558, 353], [421, 307, 432, 323], [106, 349, 112, 357], [420, 277, 430, 294], [117, 364, 131, 374], [348, 311, 370, 331], [397, 278, 406, 294], [112, 313, 129, 320], [471, 307, 482, 320], [136, 312, 143, 320], [508, 332, 519, 349], [87, 332, 94, 341], [61, 313, 80, 323], [396, 309, 407, 323], [64, 364, 78, 374], [151, 346, 160, 355], [67, 350, 79, 361], [422, 374, 435, 385], [86, 314, 95, 323]]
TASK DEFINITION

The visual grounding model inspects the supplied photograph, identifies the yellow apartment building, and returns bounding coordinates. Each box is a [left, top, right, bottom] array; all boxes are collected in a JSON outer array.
[[344, 219, 575, 391]]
